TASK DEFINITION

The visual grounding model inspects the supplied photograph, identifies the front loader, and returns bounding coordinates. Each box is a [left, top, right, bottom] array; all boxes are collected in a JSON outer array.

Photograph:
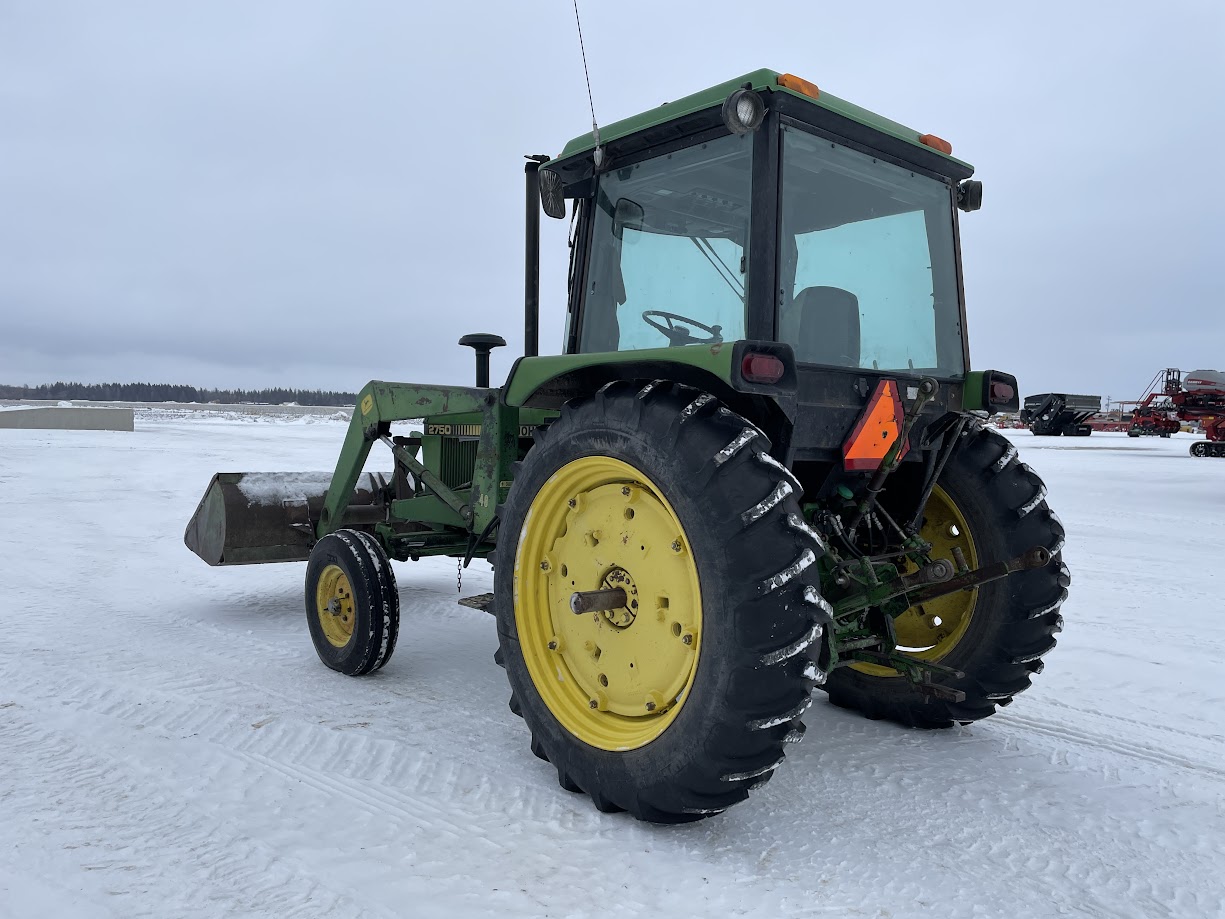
[[186, 70, 1068, 823]]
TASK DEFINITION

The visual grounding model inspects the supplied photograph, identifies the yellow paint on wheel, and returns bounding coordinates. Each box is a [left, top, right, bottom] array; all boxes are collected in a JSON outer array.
[[514, 456, 702, 751], [315, 564, 357, 648], [853, 484, 979, 677]]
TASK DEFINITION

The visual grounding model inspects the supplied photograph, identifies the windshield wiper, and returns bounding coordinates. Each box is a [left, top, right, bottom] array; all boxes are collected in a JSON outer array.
[[688, 237, 744, 301]]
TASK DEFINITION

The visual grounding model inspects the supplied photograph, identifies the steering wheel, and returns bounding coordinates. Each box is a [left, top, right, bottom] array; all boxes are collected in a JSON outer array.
[[641, 310, 723, 347]]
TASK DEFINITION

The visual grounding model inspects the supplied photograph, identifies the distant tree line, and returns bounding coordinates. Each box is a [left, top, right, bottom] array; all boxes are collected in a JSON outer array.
[[0, 382, 357, 406]]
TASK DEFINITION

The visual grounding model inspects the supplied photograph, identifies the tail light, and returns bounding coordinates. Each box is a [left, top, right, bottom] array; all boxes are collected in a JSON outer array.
[[983, 371, 1020, 413], [741, 353, 785, 384]]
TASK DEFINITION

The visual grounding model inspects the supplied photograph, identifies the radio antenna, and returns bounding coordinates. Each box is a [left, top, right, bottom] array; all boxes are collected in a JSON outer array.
[[571, 0, 604, 168]]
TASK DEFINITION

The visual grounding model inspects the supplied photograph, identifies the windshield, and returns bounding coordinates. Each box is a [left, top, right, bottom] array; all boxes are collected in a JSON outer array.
[[779, 126, 965, 377], [578, 133, 751, 353]]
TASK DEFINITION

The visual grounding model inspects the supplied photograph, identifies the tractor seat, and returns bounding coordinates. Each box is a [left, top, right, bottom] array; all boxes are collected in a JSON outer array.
[[794, 286, 861, 368]]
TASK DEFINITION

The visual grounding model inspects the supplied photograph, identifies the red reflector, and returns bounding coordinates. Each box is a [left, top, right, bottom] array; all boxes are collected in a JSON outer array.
[[741, 353, 784, 384], [990, 380, 1015, 403]]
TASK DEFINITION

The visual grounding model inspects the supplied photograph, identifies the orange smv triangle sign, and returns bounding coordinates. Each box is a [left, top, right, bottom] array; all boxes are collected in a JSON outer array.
[[842, 380, 908, 471]]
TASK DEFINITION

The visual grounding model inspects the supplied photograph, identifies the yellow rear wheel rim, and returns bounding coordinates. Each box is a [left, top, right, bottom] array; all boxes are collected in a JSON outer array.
[[514, 456, 702, 751], [315, 564, 357, 648], [852, 484, 979, 677]]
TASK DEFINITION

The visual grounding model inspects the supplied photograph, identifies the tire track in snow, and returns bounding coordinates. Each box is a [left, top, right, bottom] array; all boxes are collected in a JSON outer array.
[[0, 653, 710, 917], [744, 706, 1225, 918], [234, 750, 503, 850], [1037, 696, 1225, 744], [0, 714, 400, 919], [989, 709, 1225, 782], [3, 657, 584, 838], [1, 661, 787, 918], [4, 629, 1220, 919], [21, 617, 1217, 919]]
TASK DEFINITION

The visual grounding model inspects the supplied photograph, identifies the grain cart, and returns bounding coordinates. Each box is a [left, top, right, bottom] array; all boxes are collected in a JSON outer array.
[[1021, 393, 1101, 436], [186, 70, 1068, 823]]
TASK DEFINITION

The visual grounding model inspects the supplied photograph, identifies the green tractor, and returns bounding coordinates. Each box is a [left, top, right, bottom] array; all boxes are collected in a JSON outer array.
[[185, 69, 1068, 823]]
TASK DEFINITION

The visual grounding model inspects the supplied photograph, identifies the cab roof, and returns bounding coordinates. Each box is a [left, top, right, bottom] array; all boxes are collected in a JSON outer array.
[[555, 68, 973, 175]]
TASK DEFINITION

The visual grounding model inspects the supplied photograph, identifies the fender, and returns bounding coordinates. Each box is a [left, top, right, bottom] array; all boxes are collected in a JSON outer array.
[[503, 341, 798, 461]]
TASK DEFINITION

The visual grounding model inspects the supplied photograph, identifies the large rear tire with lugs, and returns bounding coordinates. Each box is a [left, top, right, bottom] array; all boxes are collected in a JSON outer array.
[[494, 382, 830, 823], [824, 425, 1068, 728]]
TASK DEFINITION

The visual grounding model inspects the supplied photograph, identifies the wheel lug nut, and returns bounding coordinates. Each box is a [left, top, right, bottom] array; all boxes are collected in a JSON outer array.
[[671, 540, 682, 553], [589, 699, 599, 709], [645, 701, 656, 712], [547, 640, 558, 651], [622, 486, 631, 497], [540, 560, 550, 571], [568, 498, 576, 508], [681, 633, 693, 645]]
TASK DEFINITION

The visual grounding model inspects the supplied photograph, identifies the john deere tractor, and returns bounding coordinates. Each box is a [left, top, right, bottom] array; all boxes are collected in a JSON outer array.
[[185, 70, 1068, 823]]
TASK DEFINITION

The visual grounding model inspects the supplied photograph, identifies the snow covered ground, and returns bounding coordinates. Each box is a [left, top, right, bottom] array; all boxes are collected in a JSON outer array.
[[1, 415, 1222, 919]]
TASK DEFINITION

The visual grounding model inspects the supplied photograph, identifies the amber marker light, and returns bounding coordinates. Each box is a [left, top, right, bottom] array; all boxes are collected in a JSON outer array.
[[919, 133, 953, 155], [777, 73, 820, 99]]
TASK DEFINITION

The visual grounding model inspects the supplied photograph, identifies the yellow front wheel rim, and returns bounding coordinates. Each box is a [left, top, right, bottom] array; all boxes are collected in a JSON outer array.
[[315, 564, 357, 648], [853, 484, 979, 677], [514, 456, 702, 751]]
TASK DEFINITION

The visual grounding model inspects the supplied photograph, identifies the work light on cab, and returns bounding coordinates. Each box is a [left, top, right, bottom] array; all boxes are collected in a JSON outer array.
[[722, 88, 765, 134]]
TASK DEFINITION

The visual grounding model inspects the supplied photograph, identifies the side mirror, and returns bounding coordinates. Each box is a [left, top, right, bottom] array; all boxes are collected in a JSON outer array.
[[957, 180, 983, 212], [539, 169, 567, 219], [613, 198, 644, 240]]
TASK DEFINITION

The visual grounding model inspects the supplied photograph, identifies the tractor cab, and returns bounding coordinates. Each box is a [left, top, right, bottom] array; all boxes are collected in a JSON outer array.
[[523, 69, 1009, 463]]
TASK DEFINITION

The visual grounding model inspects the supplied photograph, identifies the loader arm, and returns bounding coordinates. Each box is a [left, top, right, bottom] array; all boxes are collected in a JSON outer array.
[[319, 381, 519, 540]]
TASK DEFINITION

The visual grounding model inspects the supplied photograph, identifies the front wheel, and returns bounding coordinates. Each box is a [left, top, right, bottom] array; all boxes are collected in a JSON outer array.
[[305, 529, 400, 675], [824, 425, 1068, 727], [494, 382, 829, 822]]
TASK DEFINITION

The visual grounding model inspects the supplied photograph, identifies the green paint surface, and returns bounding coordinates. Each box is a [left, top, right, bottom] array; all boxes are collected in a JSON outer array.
[[962, 371, 986, 412], [504, 344, 736, 407], [556, 69, 972, 172]]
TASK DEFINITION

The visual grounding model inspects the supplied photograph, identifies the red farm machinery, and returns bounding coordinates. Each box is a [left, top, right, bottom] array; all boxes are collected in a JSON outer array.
[[1127, 368, 1225, 456]]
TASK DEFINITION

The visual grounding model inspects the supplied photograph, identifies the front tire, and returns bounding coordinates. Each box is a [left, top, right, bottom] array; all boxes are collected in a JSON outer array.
[[305, 529, 399, 675], [494, 382, 829, 822], [825, 425, 1068, 727]]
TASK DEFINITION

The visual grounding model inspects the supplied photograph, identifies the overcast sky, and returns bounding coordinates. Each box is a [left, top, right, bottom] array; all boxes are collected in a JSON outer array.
[[2, 1, 1222, 403]]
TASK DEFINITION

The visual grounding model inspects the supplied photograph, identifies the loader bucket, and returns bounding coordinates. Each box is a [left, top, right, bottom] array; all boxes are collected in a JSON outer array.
[[184, 471, 390, 566]]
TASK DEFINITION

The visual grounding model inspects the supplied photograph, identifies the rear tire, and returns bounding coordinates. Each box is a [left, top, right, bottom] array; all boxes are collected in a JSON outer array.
[[305, 529, 399, 675], [824, 425, 1068, 728], [494, 381, 829, 822]]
